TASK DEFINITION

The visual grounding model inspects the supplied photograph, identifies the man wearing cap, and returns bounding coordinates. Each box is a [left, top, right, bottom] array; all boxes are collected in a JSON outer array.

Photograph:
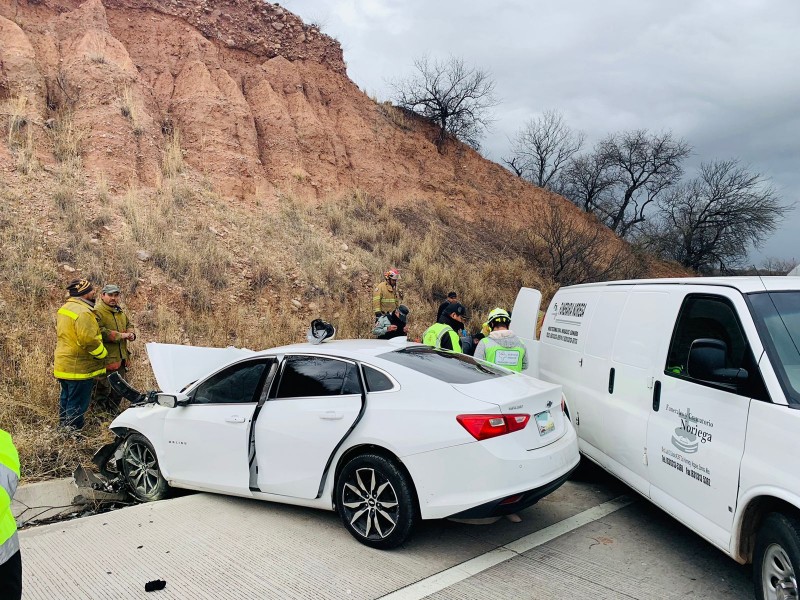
[[373, 305, 410, 340], [423, 303, 469, 352], [54, 279, 108, 430], [437, 291, 458, 322], [93, 284, 136, 412], [373, 268, 402, 320]]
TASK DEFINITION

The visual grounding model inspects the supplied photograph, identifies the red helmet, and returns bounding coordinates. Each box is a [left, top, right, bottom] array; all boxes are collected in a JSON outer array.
[[384, 268, 400, 281]]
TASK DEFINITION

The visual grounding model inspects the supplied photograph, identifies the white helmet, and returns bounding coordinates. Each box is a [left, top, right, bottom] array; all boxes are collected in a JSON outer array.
[[307, 319, 336, 344]]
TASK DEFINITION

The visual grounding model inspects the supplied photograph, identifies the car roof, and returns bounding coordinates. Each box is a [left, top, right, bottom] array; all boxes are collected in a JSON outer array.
[[562, 276, 800, 294]]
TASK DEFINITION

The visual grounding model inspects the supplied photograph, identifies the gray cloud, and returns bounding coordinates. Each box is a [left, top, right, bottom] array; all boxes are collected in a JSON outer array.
[[284, 0, 799, 267]]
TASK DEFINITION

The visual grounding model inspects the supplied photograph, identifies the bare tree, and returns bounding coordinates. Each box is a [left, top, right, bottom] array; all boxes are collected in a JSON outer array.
[[523, 202, 646, 286], [502, 110, 585, 189], [391, 55, 498, 152], [600, 130, 692, 238], [640, 159, 793, 273], [760, 257, 798, 276], [558, 145, 619, 213]]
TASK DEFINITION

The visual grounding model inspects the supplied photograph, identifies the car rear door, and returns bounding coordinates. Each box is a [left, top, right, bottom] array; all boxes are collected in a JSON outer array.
[[162, 358, 273, 495], [254, 354, 363, 499]]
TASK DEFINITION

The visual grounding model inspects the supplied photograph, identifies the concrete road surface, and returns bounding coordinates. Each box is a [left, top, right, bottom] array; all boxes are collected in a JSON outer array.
[[19, 467, 752, 599]]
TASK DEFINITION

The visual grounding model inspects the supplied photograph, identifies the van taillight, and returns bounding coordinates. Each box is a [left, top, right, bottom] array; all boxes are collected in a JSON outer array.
[[561, 394, 567, 414], [456, 414, 530, 441]]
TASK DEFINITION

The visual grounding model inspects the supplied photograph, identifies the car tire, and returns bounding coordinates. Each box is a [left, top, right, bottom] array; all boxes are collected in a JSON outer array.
[[336, 453, 417, 549], [121, 433, 170, 502], [754, 512, 800, 600]]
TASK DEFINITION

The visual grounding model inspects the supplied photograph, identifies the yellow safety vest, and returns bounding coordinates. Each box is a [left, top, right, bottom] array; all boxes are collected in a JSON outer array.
[[0, 428, 20, 558], [422, 323, 462, 353]]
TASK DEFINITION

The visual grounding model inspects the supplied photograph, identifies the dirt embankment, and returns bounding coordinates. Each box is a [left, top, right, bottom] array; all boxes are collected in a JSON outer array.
[[0, 0, 560, 216]]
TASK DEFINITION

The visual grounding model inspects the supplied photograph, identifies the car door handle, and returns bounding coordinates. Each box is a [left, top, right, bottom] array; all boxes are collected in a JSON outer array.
[[319, 411, 344, 420], [652, 380, 661, 412], [225, 416, 246, 423]]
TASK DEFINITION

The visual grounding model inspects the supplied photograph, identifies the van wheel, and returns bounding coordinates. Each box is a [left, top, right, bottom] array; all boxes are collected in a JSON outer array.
[[754, 512, 800, 600], [336, 454, 417, 549], [121, 433, 169, 502]]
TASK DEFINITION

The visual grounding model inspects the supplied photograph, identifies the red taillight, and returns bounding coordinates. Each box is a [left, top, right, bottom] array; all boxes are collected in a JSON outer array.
[[456, 414, 530, 441], [561, 394, 566, 414]]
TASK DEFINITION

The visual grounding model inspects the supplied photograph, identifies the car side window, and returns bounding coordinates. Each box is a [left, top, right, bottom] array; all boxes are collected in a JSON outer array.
[[363, 365, 393, 392], [276, 356, 362, 398], [193, 360, 269, 405], [665, 295, 768, 400]]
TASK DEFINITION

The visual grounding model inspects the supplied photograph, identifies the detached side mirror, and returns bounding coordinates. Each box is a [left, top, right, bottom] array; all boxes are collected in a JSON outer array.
[[156, 392, 189, 408]]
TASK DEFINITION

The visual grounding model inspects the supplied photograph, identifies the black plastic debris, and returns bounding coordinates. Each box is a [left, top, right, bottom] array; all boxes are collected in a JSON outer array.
[[145, 580, 167, 592]]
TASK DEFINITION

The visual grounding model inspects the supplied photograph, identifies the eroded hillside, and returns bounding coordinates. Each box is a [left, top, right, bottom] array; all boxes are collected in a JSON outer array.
[[0, 0, 682, 478]]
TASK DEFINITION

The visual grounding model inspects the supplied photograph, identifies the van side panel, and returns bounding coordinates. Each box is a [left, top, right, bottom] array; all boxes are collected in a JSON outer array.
[[539, 290, 603, 463], [733, 393, 800, 560], [603, 291, 672, 496]]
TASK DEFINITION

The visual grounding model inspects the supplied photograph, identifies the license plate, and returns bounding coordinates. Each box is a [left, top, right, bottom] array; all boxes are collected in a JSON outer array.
[[535, 410, 555, 436]]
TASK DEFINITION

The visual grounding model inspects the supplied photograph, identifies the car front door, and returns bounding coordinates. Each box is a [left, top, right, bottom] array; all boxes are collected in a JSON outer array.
[[255, 355, 363, 499], [162, 358, 272, 495], [646, 291, 768, 549]]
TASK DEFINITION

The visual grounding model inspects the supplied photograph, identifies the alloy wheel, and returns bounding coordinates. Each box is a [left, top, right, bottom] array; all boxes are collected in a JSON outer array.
[[124, 440, 160, 497], [340, 467, 400, 541], [763, 543, 799, 600]]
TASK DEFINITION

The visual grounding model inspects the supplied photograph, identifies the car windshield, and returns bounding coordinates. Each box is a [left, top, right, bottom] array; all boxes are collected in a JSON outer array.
[[378, 346, 511, 384], [748, 291, 800, 406]]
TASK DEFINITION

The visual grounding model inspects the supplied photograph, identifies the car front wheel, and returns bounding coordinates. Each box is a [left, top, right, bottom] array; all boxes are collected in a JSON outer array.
[[121, 433, 169, 502], [754, 512, 800, 600], [336, 453, 417, 549]]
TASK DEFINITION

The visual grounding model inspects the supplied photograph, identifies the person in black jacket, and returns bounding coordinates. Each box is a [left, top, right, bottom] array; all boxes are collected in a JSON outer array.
[[437, 291, 458, 321], [373, 305, 410, 339]]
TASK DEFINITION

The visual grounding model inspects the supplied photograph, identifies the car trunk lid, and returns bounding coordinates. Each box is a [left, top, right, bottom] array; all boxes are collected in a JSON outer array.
[[451, 375, 565, 450]]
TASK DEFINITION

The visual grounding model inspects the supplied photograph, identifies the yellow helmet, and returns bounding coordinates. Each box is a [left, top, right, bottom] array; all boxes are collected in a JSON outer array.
[[486, 307, 510, 328]]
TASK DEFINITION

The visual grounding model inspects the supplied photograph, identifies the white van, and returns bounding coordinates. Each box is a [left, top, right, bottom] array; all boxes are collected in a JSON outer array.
[[511, 278, 800, 600]]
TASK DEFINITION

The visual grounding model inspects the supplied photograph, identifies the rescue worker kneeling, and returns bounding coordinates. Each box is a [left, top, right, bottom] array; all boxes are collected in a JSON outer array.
[[423, 303, 468, 352], [473, 308, 528, 371]]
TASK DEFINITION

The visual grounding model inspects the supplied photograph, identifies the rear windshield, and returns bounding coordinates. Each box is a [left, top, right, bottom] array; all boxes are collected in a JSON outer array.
[[379, 346, 511, 384]]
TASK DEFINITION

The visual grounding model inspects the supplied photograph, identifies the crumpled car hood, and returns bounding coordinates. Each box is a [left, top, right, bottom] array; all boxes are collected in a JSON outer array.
[[146, 342, 255, 392]]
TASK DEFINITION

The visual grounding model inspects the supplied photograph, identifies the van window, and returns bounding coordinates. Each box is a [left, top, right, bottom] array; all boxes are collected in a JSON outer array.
[[748, 291, 800, 407], [665, 295, 768, 401]]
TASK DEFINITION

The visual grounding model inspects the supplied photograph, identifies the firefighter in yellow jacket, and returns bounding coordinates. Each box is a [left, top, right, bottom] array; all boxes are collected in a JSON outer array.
[[54, 279, 108, 430], [0, 428, 21, 600], [373, 268, 402, 319]]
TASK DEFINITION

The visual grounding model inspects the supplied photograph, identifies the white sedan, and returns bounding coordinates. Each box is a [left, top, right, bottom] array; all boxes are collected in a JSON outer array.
[[103, 339, 579, 548]]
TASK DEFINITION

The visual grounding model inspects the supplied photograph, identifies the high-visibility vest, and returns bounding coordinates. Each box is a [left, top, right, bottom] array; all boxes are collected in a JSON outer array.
[[484, 343, 526, 372], [422, 323, 462, 353], [0, 428, 20, 566]]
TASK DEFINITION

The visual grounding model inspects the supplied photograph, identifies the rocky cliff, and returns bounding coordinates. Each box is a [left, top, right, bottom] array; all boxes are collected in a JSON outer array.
[[1, 0, 549, 207]]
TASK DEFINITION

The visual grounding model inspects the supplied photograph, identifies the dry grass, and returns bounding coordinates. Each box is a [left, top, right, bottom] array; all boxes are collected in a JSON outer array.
[[118, 86, 142, 135], [0, 164, 655, 482], [162, 128, 184, 178], [377, 101, 412, 131], [48, 109, 85, 173], [3, 95, 38, 174]]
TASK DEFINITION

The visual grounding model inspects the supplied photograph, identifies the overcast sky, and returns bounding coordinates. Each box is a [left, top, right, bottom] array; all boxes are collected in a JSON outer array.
[[283, 0, 799, 268]]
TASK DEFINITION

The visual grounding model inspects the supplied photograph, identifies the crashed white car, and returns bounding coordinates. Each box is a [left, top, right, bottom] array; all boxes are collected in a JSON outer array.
[[102, 339, 579, 548]]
